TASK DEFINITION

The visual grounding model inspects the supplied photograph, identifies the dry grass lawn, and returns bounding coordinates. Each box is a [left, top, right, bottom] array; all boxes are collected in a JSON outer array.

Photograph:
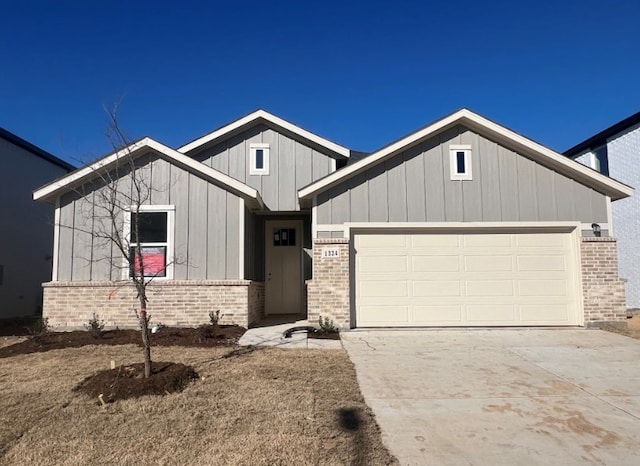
[[0, 339, 396, 465], [604, 313, 640, 340]]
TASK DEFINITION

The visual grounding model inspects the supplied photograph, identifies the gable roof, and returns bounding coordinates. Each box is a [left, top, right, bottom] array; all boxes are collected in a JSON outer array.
[[33, 137, 264, 209], [564, 110, 640, 157], [178, 109, 351, 158], [299, 108, 633, 202], [0, 127, 75, 171]]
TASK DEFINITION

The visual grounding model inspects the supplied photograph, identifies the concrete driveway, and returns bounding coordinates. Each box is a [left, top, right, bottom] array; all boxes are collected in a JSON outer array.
[[342, 329, 640, 465]]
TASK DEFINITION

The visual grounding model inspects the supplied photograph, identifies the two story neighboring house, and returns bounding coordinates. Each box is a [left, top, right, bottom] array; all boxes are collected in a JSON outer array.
[[0, 128, 74, 319], [34, 109, 632, 330], [565, 111, 640, 310]]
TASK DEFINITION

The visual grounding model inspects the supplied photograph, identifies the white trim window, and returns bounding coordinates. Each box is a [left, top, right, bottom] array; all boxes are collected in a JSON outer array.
[[122, 205, 175, 280], [250, 143, 270, 175], [450, 145, 472, 180]]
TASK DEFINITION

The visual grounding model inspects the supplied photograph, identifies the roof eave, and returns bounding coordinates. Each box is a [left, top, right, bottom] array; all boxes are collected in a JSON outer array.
[[33, 138, 263, 207], [177, 109, 351, 158], [298, 109, 633, 202]]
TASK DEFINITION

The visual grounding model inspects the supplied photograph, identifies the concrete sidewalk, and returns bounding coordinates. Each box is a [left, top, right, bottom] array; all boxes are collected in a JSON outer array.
[[238, 319, 342, 349], [342, 329, 640, 465]]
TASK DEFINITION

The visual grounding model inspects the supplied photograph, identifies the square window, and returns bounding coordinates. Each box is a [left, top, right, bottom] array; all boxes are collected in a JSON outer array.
[[250, 144, 270, 175], [125, 207, 174, 279], [450, 145, 472, 180]]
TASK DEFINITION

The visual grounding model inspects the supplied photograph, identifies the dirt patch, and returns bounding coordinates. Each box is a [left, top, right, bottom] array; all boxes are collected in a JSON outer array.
[[0, 324, 245, 358], [74, 361, 198, 403], [308, 330, 341, 340], [603, 314, 640, 340]]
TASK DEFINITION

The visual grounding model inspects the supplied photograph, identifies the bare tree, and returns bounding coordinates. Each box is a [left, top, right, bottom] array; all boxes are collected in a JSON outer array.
[[68, 105, 172, 378]]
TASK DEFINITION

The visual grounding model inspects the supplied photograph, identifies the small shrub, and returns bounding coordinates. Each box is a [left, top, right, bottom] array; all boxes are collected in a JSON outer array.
[[85, 313, 105, 339], [26, 317, 50, 342], [318, 316, 338, 333], [209, 310, 221, 326]]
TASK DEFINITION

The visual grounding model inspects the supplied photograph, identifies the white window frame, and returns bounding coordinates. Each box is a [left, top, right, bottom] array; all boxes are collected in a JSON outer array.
[[122, 205, 175, 280], [250, 143, 270, 175], [450, 145, 472, 180]]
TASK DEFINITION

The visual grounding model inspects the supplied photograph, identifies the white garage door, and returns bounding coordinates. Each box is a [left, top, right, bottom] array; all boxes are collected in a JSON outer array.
[[354, 231, 582, 327]]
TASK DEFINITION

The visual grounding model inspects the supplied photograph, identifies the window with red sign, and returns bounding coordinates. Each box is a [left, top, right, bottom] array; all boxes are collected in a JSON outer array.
[[129, 211, 169, 277]]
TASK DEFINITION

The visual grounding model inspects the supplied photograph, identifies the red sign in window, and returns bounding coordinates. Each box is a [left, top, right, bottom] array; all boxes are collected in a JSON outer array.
[[131, 246, 166, 277]]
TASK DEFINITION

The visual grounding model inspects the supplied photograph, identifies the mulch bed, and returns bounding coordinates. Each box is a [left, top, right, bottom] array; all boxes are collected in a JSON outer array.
[[0, 324, 246, 359], [73, 361, 199, 403], [0, 325, 242, 402], [308, 330, 341, 340]]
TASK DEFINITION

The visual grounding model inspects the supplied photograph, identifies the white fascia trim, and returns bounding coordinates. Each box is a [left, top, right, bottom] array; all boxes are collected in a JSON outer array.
[[52, 198, 60, 281], [606, 196, 614, 236], [311, 196, 318, 239], [177, 109, 351, 157], [460, 111, 633, 199], [238, 198, 245, 279], [344, 221, 581, 237], [33, 138, 151, 202], [298, 109, 633, 200], [33, 138, 264, 209]]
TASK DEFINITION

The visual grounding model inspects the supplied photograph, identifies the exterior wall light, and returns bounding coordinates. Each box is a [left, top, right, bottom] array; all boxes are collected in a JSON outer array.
[[591, 223, 602, 237]]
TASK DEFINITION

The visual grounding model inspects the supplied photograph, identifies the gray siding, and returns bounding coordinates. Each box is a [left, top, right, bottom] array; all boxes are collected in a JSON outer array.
[[190, 124, 338, 211], [0, 137, 69, 317], [56, 152, 241, 281], [317, 125, 608, 225]]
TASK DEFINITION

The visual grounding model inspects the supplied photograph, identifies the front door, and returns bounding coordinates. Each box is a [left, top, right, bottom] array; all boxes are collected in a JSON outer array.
[[265, 220, 303, 315]]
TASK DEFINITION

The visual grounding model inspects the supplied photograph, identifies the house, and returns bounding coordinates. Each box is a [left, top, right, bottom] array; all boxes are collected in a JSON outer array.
[[33, 109, 632, 330], [564, 111, 640, 310], [0, 128, 74, 319]]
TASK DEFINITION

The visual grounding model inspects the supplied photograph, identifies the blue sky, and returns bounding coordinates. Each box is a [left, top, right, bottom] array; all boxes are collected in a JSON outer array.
[[2, 0, 639, 165]]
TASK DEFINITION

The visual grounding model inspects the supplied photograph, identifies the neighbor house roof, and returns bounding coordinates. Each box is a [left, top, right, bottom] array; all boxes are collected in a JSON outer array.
[[0, 127, 75, 171], [299, 108, 633, 202], [564, 111, 640, 157], [178, 109, 351, 158], [33, 137, 264, 209]]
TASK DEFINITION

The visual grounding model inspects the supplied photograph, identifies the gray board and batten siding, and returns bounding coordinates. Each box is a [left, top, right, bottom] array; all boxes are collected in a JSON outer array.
[[187, 123, 341, 212], [316, 125, 608, 232], [56, 152, 243, 282]]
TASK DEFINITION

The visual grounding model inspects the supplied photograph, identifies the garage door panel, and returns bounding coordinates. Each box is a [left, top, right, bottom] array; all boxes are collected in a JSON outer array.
[[412, 255, 460, 272], [466, 305, 515, 322], [359, 280, 407, 297], [413, 280, 461, 297], [463, 234, 512, 248], [357, 234, 407, 248], [413, 305, 463, 323], [466, 280, 514, 296], [464, 255, 513, 272], [516, 233, 564, 248], [517, 255, 566, 272], [359, 306, 409, 324], [520, 304, 570, 322], [359, 255, 407, 272], [355, 231, 580, 327], [519, 280, 567, 297], [411, 235, 459, 248]]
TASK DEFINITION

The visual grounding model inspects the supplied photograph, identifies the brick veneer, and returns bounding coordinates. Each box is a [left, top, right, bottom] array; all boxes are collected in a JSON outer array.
[[42, 280, 264, 330], [307, 238, 350, 328], [580, 237, 627, 327]]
